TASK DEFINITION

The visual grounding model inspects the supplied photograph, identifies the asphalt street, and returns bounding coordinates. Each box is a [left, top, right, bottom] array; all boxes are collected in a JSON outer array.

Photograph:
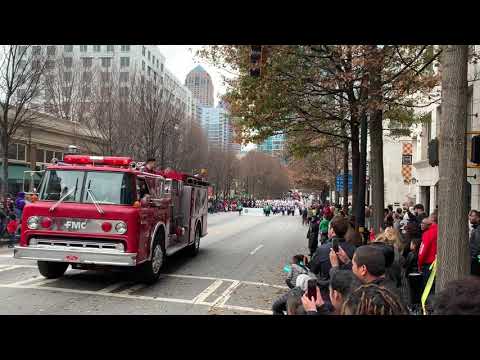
[[0, 211, 307, 315]]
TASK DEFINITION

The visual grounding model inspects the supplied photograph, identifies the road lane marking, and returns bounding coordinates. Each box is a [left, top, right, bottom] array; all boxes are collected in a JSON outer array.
[[210, 280, 241, 307], [0, 283, 194, 304], [118, 283, 147, 295], [241, 280, 288, 290], [192, 279, 224, 304], [0, 254, 13, 258], [33, 278, 64, 287], [0, 265, 290, 290], [7, 276, 43, 287], [250, 245, 264, 255], [98, 281, 130, 294], [221, 304, 272, 315], [0, 265, 18, 273]]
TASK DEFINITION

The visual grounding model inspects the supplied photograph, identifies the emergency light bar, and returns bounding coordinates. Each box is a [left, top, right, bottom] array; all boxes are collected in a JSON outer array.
[[63, 155, 133, 166]]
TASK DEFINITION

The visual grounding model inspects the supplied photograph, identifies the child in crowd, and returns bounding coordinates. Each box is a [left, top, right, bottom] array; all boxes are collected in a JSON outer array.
[[285, 254, 310, 289], [7, 214, 18, 248]]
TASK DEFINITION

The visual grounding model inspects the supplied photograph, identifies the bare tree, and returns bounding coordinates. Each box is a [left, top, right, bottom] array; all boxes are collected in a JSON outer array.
[[0, 45, 46, 197]]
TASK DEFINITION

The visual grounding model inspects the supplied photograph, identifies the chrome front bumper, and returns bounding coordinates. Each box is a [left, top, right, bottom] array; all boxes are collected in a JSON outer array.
[[13, 245, 137, 266]]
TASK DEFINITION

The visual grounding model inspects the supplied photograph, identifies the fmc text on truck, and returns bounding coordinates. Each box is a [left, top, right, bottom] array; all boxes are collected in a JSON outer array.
[[14, 155, 209, 283]]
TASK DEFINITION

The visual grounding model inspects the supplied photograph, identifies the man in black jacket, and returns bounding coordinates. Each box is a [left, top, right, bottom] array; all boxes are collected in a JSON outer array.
[[469, 210, 480, 276], [309, 216, 356, 282], [308, 215, 320, 256]]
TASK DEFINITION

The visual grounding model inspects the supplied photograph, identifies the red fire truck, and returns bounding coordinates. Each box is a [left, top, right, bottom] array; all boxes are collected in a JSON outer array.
[[14, 155, 209, 284]]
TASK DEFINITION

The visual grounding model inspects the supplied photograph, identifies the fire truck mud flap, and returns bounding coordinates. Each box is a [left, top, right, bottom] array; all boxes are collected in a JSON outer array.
[[13, 246, 137, 267]]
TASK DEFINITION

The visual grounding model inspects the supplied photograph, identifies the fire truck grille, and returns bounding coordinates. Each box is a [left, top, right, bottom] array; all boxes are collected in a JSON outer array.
[[28, 237, 125, 252]]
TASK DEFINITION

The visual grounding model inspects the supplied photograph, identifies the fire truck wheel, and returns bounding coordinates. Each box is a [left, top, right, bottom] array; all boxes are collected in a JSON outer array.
[[37, 261, 69, 279], [139, 237, 165, 284], [188, 224, 201, 257]]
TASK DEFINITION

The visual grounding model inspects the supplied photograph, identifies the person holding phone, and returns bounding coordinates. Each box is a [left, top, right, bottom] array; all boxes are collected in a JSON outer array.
[[302, 270, 361, 315], [309, 216, 356, 282]]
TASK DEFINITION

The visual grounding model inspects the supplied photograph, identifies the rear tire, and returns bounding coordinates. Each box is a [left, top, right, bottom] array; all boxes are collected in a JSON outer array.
[[188, 225, 201, 257], [139, 236, 165, 284], [37, 261, 69, 279]]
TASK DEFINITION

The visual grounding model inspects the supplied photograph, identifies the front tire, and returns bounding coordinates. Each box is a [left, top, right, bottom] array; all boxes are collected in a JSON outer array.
[[37, 261, 69, 279], [139, 236, 165, 284]]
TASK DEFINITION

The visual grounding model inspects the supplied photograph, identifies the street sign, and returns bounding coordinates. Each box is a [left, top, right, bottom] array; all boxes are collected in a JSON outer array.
[[402, 154, 413, 165], [336, 174, 353, 192]]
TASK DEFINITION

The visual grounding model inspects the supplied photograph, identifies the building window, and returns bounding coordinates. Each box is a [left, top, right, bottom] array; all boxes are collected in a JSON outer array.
[[142, 60, 145, 71], [17, 144, 26, 161], [64, 45, 73, 52], [63, 72, 72, 82], [82, 72, 92, 83], [82, 87, 91, 97], [32, 59, 42, 71], [161, 63, 164, 72], [120, 72, 129, 82], [121, 45, 130, 52], [142, 46, 146, 56], [148, 50, 151, 61], [120, 57, 130, 67], [80, 45, 88, 53], [45, 60, 55, 70], [32, 46, 41, 55], [62, 87, 70, 97], [152, 55, 155, 64], [93, 45, 101, 52], [36, 149, 45, 163], [119, 87, 129, 97], [47, 46, 56, 56], [101, 72, 110, 82], [107, 45, 114, 52], [101, 57, 111, 67], [17, 46, 27, 56], [45, 150, 55, 163], [147, 67, 151, 76], [64, 57, 73, 68], [82, 57, 92, 68]]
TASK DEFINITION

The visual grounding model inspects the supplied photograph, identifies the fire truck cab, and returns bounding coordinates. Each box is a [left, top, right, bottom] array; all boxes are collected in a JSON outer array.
[[14, 155, 209, 284]]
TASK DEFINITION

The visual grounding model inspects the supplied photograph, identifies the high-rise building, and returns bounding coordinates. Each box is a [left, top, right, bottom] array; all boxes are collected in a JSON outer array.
[[258, 134, 286, 159], [185, 65, 214, 107], [20, 45, 192, 118], [200, 106, 240, 153]]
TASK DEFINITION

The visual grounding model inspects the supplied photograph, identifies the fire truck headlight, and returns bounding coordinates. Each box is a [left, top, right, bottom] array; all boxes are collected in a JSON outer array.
[[115, 221, 127, 234], [27, 216, 40, 230]]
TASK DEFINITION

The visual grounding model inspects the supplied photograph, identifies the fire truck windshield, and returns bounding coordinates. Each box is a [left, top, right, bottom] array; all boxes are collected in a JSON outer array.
[[39, 170, 135, 205]]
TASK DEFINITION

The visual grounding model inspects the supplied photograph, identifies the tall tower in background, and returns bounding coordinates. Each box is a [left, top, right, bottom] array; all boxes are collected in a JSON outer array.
[[185, 65, 214, 107]]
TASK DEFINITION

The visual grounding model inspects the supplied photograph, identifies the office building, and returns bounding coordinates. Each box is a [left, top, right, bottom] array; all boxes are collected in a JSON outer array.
[[200, 106, 240, 153], [185, 65, 214, 107], [18, 45, 192, 118], [258, 134, 285, 159]]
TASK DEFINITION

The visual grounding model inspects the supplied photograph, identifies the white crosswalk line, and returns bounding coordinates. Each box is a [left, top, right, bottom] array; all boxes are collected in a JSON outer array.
[[0, 265, 18, 273], [192, 279, 224, 304], [7, 276, 43, 287], [98, 281, 130, 294], [210, 280, 241, 307], [117, 283, 147, 295]]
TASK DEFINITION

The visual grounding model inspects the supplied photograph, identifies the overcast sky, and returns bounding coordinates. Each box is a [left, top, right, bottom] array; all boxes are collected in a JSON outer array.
[[157, 45, 229, 106]]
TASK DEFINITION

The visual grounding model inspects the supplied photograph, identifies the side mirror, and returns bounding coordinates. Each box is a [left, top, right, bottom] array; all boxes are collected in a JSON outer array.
[[140, 194, 152, 207]]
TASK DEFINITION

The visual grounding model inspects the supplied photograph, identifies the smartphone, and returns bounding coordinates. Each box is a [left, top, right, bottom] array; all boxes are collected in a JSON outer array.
[[332, 238, 339, 253], [307, 279, 317, 301]]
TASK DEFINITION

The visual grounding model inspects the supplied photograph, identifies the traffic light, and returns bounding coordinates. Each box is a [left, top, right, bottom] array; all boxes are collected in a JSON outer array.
[[471, 135, 480, 164], [428, 138, 439, 167], [250, 46, 262, 63], [250, 45, 262, 77]]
